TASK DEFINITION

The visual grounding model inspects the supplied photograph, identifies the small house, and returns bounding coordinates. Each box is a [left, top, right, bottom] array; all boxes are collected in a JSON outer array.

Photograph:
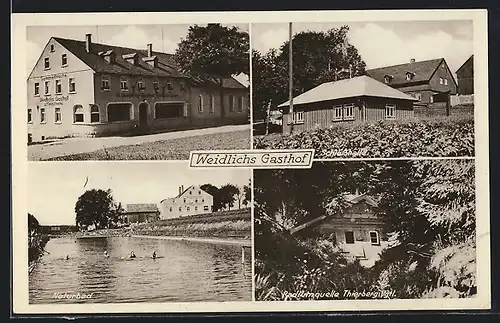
[[278, 75, 418, 134], [456, 55, 474, 95], [123, 203, 160, 223], [290, 193, 387, 267]]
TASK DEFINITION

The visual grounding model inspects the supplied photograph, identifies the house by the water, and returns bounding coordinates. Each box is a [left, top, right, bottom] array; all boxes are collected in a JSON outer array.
[[123, 203, 160, 224], [366, 58, 457, 116], [159, 185, 214, 219], [278, 75, 418, 134], [290, 193, 387, 268], [27, 34, 249, 143]]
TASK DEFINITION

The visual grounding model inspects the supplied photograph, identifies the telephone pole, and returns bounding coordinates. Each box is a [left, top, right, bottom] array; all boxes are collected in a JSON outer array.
[[288, 22, 294, 134]]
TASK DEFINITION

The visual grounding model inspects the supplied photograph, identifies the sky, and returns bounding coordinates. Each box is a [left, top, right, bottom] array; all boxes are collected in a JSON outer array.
[[251, 20, 473, 75], [26, 24, 250, 86], [28, 162, 251, 226]]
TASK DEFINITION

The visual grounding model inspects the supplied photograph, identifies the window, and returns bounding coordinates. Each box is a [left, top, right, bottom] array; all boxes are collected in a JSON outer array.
[[61, 54, 67, 66], [195, 206, 198, 211], [228, 95, 234, 112], [384, 75, 391, 83], [204, 206, 209, 211], [50, 44, 55, 52], [195, 199, 198, 203], [430, 95, 434, 103], [27, 109, 32, 123], [369, 231, 380, 245], [198, 94, 203, 113], [90, 105, 100, 123], [333, 105, 343, 120], [198, 191, 201, 195], [343, 104, 354, 120], [107, 103, 131, 122], [68, 78, 76, 93], [44, 81, 50, 95], [385, 104, 396, 120], [180, 81, 186, 91], [183, 199, 186, 203], [178, 207, 182, 212], [54, 107, 61, 123], [34, 83, 39, 96], [169, 207, 173, 212], [55, 79, 62, 94], [153, 80, 159, 91], [439, 77, 444, 85], [166, 82, 173, 91], [209, 95, 215, 113], [155, 102, 184, 119], [292, 111, 304, 123], [345, 231, 355, 244], [187, 206, 190, 211], [40, 108, 46, 123], [137, 80, 145, 90], [406, 72, 414, 81], [101, 75, 110, 90], [444, 79, 448, 86], [202, 199, 204, 202], [238, 96, 244, 112], [44, 57, 50, 69], [73, 105, 84, 123], [120, 79, 129, 91]]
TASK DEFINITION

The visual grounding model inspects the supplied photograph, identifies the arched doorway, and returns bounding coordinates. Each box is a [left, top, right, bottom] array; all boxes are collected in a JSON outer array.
[[138, 101, 150, 128]]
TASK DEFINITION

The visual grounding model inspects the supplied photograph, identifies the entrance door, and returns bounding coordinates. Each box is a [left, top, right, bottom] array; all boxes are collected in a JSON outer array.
[[138, 102, 149, 128]]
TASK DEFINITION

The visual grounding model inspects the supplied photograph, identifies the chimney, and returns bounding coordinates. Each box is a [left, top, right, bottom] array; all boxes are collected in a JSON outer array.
[[410, 58, 416, 63], [85, 34, 92, 53], [147, 43, 153, 57], [178, 186, 182, 196]]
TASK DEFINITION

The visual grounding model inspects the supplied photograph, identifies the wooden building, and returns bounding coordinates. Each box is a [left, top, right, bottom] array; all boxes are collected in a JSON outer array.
[[27, 34, 249, 143], [290, 194, 387, 268], [123, 203, 160, 223], [278, 75, 417, 134], [456, 55, 474, 95], [366, 58, 457, 116]]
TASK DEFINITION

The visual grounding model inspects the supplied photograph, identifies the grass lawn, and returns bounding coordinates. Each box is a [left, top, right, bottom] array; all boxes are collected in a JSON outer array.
[[48, 130, 250, 160]]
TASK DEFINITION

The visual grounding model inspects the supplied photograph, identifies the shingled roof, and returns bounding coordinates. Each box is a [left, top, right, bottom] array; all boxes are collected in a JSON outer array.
[[125, 203, 159, 213], [278, 75, 417, 108], [365, 58, 444, 86], [51, 37, 246, 89]]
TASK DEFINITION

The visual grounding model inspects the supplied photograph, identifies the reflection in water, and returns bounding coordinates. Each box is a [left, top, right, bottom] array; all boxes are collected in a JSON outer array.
[[29, 237, 252, 304]]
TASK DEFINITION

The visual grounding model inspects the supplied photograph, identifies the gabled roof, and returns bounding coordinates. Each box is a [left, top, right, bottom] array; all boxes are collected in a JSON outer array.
[[291, 193, 379, 234], [159, 185, 212, 204], [48, 37, 246, 89], [125, 203, 159, 213], [366, 58, 444, 86], [278, 75, 417, 108], [456, 54, 474, 73]]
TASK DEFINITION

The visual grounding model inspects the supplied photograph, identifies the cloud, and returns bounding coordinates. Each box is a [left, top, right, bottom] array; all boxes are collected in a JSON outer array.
[[253, 27, 288, 54], [349, 23, 472, 73], [106, 25, 178, 53]]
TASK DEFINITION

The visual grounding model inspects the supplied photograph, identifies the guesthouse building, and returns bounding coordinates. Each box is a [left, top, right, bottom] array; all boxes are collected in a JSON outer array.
[[366, 58, 458, 116], [27, 34, 249, 143], [278, 75, 418, 134], [159, 185, 214, 219], [290, 193, 387, 268]]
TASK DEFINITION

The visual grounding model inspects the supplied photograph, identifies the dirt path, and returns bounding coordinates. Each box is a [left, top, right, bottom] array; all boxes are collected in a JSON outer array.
[[28, 124, 250, 161]]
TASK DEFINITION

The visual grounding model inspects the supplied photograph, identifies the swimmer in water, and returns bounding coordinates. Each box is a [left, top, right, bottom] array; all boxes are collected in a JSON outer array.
[[129, 251, 136, 259], [152, 251, 157, 259], [65, 255, 70, 260], [104, 251, 109, 258]]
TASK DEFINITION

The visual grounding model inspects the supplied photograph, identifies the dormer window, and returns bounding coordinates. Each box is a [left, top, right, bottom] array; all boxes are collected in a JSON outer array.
[[405, 72, 415, 81], [99, 50, 116, 64], [384, 75, 392, 84], [143, 56, 158, 68], [122, 53, 138, 65]]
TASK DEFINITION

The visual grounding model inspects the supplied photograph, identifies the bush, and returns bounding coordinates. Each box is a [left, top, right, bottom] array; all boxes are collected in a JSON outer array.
[[254, 116, 474, 158]]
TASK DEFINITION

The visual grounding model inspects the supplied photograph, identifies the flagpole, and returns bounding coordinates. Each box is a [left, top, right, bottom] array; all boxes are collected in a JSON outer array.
[[288, 22, 294, 134]]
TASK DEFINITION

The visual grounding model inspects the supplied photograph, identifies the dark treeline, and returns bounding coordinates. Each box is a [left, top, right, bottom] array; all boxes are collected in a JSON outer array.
[[28, 213, 50, 270]]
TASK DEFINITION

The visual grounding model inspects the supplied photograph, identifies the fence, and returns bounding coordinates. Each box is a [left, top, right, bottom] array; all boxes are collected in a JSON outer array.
[[451, 94, 474, 107]]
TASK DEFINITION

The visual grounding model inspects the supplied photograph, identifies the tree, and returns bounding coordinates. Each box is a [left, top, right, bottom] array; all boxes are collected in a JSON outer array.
[[244, 183, 251, 206], [252, 26, 366, 121], [175, 24, 249, 120], [219, 183, 240, 210], [200, 184, 223, 212], [75, 189, 123, 230]]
